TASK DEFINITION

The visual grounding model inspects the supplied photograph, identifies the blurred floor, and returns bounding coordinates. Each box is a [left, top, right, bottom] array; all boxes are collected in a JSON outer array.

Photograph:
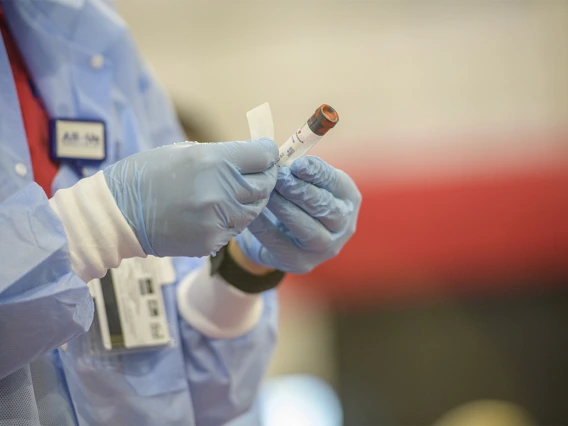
[[335, 283, 568, 425]]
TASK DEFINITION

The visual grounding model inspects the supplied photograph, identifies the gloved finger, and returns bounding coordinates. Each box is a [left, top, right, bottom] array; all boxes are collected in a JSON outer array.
[[222, 195, 270, 233], [214, 138, 279, 174], [267, 191, 334, 251], [244, 211, 298, 267], [290, 156, 361, 203], [236, 165, 278, 204], [275, 167, 352, 233]]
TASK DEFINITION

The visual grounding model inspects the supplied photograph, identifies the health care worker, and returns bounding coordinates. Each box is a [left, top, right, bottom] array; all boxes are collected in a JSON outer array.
[[0, 1, 361, 425]]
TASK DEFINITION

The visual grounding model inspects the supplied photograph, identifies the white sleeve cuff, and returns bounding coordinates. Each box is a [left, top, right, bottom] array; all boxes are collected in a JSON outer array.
[[176, 258, 264, 339], [49, 171, 146, 283]]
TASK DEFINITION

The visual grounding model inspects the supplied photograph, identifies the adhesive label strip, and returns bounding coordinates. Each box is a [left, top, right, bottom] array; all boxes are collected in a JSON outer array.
[[246, 103, 274, 141]]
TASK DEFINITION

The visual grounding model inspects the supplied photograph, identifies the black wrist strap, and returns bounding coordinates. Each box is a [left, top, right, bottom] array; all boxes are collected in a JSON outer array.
[[210, 244, 285, 294]]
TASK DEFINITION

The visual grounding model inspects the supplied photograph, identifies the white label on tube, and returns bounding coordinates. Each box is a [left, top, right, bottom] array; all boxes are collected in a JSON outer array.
[[277, 122, 322, 167], [246, 102, 323, 168]]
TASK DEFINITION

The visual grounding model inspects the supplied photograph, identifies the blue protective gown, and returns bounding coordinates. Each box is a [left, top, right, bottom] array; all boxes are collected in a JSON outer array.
[[0, 1, 277, 425]]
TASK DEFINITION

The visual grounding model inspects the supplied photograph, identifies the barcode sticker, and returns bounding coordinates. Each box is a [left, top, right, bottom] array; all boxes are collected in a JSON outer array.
[[148, 300, 159, 317], [150, 323, 164, 339], [139, 278, 154, 295]]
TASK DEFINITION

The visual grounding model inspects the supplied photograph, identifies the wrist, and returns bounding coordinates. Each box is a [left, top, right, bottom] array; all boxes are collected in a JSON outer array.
[[49, 171, 146, 283], [177, 259, 264, 339], [211, 242, 285, 294], [228, 238, 275, 276]]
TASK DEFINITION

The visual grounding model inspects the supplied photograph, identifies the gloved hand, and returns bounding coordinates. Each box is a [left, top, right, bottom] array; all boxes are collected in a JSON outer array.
[[236, 156, 361, 274], [104, 139, 279, 258]]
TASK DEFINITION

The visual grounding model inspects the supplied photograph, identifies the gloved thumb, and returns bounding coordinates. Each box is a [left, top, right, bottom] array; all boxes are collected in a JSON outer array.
[[212, 138, 279, 174]]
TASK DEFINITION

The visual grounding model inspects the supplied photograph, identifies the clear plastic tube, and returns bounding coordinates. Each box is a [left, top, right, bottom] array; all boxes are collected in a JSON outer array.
[[277, 104, 339, 167]]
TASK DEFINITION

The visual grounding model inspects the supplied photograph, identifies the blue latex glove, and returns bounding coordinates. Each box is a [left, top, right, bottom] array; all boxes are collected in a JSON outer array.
[[104, 139, 278, 258], [236, 156, 361, 274]]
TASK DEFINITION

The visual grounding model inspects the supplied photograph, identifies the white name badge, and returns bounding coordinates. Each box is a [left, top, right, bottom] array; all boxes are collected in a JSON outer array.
[[87, 257, 175, 352], [50, 119, 106, 161]]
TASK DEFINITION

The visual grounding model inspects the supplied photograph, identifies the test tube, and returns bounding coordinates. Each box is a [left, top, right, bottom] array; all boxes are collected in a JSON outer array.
[[277, 104, 339, 167]]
